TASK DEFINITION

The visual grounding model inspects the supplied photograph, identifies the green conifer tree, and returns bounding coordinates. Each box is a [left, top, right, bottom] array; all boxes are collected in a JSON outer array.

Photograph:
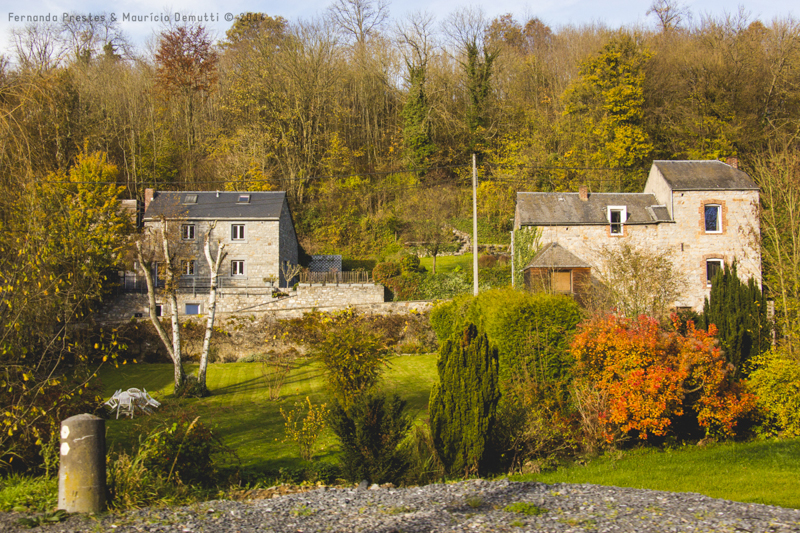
[[701, 262, 770, 376], [429, 322, 500, 476]]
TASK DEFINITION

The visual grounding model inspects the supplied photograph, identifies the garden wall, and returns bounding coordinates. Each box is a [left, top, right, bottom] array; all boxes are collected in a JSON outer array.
[[99, 282, 389, 322]]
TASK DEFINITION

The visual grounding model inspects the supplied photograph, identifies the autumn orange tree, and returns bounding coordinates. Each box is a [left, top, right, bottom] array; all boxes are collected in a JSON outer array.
[[155, 24, 218, 165], [570, 314, 755, 444]]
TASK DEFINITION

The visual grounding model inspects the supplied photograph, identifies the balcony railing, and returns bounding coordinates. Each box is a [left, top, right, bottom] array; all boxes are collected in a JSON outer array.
[[115, 273, 282, 294]]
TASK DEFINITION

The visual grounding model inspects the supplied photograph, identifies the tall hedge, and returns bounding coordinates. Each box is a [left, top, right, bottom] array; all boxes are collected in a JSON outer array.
[[700, 262, 770, 376], [429, 323, 500, 476], [429, 289, 583, 383]]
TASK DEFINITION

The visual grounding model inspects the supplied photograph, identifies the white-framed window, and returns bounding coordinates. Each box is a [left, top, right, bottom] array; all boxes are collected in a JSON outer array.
[[706, 259, 724, 287], [182, 260, 195, 276], [185, 303, 201, 315], [705, 204, 722, 233], [155, 304, 163, 317], [607, 206, 627, 236], [231, 260, 245, 276], [237, 194, 250, 204], [231, 224, 245, 240], [181, 224, 195, 240]]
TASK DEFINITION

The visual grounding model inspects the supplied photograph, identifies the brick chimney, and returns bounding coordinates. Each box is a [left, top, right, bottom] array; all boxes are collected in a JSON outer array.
[[579, 186, 589, 201], [725, 157, 739, 169], [144, 188, 155, 213]]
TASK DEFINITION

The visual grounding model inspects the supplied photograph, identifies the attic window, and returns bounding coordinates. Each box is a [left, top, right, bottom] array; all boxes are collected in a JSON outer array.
[[237, 194, 251, 204], [183, 194, 198, 204], [607, 206, 627, 236]]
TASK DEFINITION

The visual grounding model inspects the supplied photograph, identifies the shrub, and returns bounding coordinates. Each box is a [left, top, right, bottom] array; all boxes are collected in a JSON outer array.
[[141, 417, 232, 486], [383, 272, 425, 301], [313, 321, 390, 410], [372, 262, 401, 284], [478, 254, 498, 268], [328, 393, 411, 484], [400, 255, 424, 273], [429, 289, 583, 383], [748, 348, 800, 436], [496, 374, 579, 466], [398, 423, 445, 485], [570, 314, 756, 443], [700, 262, 770, 376], [429, 323, 500, 476], [280, 397, 330, 461]]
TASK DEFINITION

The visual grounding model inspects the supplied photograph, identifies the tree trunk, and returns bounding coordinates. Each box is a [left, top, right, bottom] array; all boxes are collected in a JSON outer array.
[[198, 224, 225, 393]]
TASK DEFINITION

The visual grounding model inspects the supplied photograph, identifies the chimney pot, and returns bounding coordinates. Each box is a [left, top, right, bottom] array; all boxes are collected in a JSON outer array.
[[579, 186, 589, 201]]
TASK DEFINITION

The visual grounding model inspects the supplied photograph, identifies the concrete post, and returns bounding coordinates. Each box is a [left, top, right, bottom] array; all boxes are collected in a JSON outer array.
[[58, 414, 106, 513]]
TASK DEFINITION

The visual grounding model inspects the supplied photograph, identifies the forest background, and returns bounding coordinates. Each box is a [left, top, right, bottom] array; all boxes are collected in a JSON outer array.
[[2, 0, 800, 259]]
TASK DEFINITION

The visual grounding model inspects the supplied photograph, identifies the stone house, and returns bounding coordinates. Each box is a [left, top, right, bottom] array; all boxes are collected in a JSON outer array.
[[101, 189, 386, 322], [514, 160, 761, 311], [107, 189, 300, 319]]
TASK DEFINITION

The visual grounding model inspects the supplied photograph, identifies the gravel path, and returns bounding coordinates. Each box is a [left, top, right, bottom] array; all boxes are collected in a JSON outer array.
[[3, 479, 799, 532]]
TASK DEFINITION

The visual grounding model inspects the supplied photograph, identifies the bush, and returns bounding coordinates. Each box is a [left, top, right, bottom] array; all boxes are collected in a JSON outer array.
[[748, 348, 800, 436], [372, 262, 401, 284], [399, 423, 445, 485], [495, 375, 579, 467], [700, 262, 770, 376], [429, 323, 500, 476], [280, 397, 330, 461], [570, 314, 756, 443], [313, 320, 390, 410], [141, 417, 232, 486], [400, 255, 425, 273], [328, 394, 411, 484], [429, 289, 583, 383]]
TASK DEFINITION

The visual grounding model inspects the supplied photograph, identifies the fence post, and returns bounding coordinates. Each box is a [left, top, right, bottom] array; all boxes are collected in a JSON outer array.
[[58, 414, 106, 513]]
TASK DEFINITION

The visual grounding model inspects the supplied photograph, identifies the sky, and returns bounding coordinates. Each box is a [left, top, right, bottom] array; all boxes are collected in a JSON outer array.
[[0, 0, 797, 59]]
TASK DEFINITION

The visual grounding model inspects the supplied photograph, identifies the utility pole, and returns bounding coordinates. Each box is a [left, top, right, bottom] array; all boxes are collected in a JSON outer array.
[[472, 153, 479, 296], [511, 229, 515, 289]]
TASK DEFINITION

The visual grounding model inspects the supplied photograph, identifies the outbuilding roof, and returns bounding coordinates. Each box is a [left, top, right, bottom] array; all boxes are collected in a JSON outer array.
[[653, 160, 759, 191], [516, 192, 671, 226], [524, 242, 592, 270], [144, 191, 286, 221]]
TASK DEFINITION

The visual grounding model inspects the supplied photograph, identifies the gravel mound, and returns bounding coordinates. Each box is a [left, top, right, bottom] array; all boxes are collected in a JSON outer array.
[[3, 479, 799, 532]]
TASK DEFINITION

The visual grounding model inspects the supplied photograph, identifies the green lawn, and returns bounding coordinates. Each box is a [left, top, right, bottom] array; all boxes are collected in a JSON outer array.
[[97, 354, 438, 471], [419, 254, 473, 273], [513, 439, 800, 509]]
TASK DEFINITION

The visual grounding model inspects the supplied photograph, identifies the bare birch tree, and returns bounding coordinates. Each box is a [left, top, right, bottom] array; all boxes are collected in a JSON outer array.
[[135, 217, 186, 391], [197, 223, 226, 393]]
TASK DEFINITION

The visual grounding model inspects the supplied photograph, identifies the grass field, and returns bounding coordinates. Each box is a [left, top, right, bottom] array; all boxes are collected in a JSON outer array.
[[513, 439, 800, 509], [419, 254, 473, 273], [96, 354, 438, 471]]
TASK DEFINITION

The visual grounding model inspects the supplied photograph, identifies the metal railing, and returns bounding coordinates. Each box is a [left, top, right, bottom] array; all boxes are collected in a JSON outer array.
[[115, 273, 282, 294], [300, 271, 372, 284]]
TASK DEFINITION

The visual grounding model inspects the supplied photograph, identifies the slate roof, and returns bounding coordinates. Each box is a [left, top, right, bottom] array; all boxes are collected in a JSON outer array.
[[653, 160, 759, 191], [144, 191, 286, 221], [524, 242, 592, 270], [516, 192, 672, 226]]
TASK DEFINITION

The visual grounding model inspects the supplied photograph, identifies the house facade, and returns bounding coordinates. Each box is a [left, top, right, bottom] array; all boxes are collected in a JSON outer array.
[[106, 189, 300, 320], [515, 160, 761, 311]]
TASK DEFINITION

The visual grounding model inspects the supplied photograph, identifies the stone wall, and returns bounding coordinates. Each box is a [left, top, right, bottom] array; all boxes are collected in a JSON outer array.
[[98, 282, 391, 323]]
